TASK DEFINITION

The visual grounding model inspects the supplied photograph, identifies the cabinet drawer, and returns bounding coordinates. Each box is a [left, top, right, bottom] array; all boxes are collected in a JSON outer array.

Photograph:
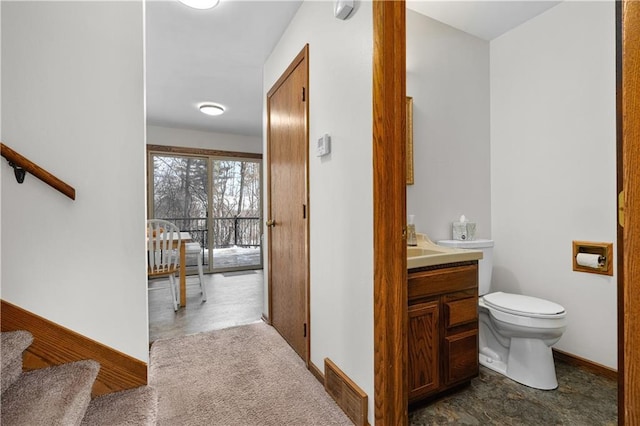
[[444, 330, 479, 385], [445, 297, 477, 328], [408, 264, 477, 301]]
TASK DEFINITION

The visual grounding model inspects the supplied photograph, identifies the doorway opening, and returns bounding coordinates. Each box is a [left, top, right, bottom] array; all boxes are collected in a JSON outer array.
[[146, 145, 265, 342]]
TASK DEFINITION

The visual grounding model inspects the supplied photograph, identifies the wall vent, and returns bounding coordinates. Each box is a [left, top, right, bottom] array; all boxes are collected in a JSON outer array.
[[324, 358, 369, 426]]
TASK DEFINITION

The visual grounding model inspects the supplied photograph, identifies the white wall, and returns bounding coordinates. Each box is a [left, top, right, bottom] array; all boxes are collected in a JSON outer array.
[[1, 2, 148, 362], [491, 1, 617, 368], [263, 0, 374, 421], [406, 9, 491, 242], [147, 125, 262, 154]]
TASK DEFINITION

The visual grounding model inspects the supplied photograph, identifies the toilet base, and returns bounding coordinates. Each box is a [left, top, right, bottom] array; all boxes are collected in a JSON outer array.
[[479, 351, 507, 376], [480, 338, 559, 390]]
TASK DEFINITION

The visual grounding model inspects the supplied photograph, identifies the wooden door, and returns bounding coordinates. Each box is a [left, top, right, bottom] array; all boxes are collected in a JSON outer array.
[[266, 46, 309, 362], [620, 0, 640, 422]]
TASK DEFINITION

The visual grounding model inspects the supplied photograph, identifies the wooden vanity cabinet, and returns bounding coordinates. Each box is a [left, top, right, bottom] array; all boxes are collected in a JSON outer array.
[[408, 262, 479, 404]]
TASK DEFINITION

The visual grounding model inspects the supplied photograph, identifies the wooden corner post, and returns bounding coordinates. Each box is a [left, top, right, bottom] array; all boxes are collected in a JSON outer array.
[[373, 1, 408, 424]]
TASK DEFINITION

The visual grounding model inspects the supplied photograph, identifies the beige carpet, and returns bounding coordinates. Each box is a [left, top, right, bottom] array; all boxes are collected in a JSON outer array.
[[150, 322, 353, 425]]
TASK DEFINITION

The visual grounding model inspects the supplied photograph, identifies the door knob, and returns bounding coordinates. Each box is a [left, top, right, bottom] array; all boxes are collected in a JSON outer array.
[[266, 219, 276, 227]]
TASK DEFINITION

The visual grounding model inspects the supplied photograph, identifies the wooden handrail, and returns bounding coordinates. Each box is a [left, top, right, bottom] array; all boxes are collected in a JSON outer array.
[[0, 143, 76, 200]]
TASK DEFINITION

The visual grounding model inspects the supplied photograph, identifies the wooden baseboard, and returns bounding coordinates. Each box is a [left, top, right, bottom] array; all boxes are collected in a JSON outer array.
[[1, 300, 147, 397], [553, 348, 618, 381], [324, 358, 369, 426], [309, 361, 324, 384]]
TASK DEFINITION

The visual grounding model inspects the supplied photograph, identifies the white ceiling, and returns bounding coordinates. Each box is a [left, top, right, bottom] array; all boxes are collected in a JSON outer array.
[[145, 1, 561, 138], [407, 1, 561, 41], [145, 0, 302, 137]]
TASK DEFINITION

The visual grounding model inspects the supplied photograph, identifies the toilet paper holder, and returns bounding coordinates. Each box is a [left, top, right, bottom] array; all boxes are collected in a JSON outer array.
[[572, 241, 613, 276]]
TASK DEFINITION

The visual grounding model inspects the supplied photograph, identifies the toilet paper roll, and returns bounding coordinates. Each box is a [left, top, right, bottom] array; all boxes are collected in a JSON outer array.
[[576, 253, 602, 269]]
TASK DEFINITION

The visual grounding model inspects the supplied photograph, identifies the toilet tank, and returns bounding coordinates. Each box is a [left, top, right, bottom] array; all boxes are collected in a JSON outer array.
[[437, 239, 494, 295]]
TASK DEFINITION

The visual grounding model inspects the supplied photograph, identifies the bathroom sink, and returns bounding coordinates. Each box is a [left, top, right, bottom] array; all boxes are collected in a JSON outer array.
[[407, 234, 482, 269]]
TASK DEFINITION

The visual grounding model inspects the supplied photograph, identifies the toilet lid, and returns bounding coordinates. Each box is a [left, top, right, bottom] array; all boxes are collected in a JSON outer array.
[[483, 292, 565, 317]]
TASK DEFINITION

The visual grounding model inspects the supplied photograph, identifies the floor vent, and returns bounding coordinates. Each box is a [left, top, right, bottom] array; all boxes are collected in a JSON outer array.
[[324, 358, 369, 426]]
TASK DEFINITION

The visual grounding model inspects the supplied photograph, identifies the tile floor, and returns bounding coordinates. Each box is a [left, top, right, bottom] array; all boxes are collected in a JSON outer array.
[[409, 360, 617, 425]]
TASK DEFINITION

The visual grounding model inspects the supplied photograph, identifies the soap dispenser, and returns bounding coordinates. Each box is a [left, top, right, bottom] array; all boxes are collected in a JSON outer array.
[[407, 215, 417, 246]]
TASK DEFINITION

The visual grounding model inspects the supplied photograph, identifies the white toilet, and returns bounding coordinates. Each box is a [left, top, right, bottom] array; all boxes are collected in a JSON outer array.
[[437, 239, 567, 390]]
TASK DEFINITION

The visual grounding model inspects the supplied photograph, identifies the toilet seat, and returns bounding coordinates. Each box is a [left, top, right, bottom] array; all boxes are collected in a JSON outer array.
[[483, 292, 566, 319]]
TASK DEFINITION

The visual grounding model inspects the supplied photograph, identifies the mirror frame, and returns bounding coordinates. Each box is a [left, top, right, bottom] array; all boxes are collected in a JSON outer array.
[[406, 96, 414, 185]]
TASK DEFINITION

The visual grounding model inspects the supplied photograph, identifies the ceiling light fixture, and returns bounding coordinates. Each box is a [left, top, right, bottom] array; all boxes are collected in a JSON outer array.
[[199, 103, 225, 116], [178, 0, 220, 10]]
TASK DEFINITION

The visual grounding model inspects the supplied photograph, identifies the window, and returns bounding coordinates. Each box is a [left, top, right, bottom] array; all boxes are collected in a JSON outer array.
[[148, 146, 263, 272]]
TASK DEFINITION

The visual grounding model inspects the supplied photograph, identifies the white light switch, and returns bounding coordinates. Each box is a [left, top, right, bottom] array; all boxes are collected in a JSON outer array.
[[317, 134, 331, 157]]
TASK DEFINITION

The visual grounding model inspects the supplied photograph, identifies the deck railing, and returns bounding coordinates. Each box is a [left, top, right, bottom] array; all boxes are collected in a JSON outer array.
[[157, 216, 261, 249]]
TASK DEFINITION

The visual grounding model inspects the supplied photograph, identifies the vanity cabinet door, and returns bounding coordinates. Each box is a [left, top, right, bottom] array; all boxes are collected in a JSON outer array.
[[408, 300, 440, 401], [444, 329, 479, 385]]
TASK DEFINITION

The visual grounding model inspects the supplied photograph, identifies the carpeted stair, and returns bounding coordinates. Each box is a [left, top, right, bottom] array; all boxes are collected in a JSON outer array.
[[1, 330, 158, 425]]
